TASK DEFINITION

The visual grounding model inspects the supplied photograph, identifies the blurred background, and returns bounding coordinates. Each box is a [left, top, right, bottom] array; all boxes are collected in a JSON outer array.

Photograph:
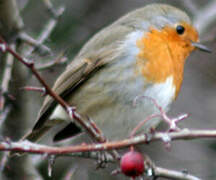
[[1, 0, 216, 179]]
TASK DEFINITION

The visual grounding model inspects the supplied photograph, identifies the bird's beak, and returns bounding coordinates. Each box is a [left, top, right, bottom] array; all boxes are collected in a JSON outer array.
[[191, 42, 212, 53]]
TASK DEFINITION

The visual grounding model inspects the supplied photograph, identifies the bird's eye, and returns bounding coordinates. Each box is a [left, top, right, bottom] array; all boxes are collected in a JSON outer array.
[[176, 25, 185, 35]]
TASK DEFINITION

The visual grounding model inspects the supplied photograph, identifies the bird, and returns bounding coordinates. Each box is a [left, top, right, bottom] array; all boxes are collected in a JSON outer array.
[[23, 3, 211, 143]]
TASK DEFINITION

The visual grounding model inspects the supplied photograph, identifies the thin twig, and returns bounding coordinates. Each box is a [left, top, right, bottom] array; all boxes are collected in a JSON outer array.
[[23, 6, 65, 57], [0, 106, 12, 126], [0, 152, 9, 172], [154, 166, 201, 180], [193, 0, 216, 36], [20, 86, 46, 94], [0, 44, 15, 107], [63, 167, 77, 180], [0, 38, 106, 144], [35, 54, 67, 71], [41, 0, 59, 17], [0, 44, 15, 123], [181, 0, 199, 15], [19, 32, 51, 56]]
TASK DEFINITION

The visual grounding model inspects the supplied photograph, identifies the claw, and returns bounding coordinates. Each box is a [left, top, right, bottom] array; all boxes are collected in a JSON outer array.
[[96, 151, 110, 169]]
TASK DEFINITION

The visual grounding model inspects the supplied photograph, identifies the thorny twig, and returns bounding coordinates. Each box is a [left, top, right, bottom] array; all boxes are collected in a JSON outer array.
[[0, 3, 64, 125], [0, 38, 106, 144], [23, 6, 65, 58], [0, 129, 215, 155], [0, 129, 214, 179], [0, 44, 15, 124], [19, 32, 51, 56]]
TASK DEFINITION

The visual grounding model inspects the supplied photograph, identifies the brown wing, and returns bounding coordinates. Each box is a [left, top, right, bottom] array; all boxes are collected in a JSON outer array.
[[33, 23, 134, 130]]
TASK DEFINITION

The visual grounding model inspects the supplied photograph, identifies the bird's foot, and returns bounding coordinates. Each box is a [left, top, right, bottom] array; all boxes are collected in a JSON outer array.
[[96, 151, 111, 169]]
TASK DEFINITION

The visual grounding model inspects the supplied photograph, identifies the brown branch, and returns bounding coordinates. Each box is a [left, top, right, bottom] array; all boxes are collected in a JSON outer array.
[[0, 129, 213, 180], [0, 129, 215, 155]]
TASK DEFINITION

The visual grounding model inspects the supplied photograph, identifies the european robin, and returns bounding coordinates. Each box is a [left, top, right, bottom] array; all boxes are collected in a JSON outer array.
[[23, 4, 210, 142]]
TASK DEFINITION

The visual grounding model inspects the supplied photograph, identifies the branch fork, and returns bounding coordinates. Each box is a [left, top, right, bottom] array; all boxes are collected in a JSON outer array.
[[133, 95, 189, 134]]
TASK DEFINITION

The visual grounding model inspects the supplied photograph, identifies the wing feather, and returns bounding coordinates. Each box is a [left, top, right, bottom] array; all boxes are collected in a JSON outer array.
[[33, 24, 134, 130]]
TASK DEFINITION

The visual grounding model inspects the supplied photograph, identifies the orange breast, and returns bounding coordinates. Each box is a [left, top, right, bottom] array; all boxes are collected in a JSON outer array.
[[136, 24, 198, 98]]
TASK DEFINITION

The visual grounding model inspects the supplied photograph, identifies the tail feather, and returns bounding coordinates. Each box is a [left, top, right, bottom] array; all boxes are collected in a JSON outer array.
[[53, 122, 81, 142], [10, 119, 82, 156], [9, 126, 52, 157], [22, 125, 53, 142]]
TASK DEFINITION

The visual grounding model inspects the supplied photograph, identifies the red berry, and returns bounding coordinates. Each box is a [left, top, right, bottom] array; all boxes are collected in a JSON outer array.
[[120, 150, 144, 178]]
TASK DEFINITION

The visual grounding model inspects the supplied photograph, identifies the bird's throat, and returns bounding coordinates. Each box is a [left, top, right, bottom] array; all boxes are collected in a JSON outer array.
[[136, 27, 193, 98]]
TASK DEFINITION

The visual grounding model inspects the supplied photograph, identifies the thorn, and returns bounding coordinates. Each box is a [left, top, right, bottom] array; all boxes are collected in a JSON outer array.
[[4, 137, 12, 148], [111, 168, 121, 175], [20, 86, 46, 95], [86, 116, 105, 140], [146, 167, 154, 177], [48, 155, 56, 177], [144, 132, 153, 144], [1, 91, 16, 101], [0, 43, 7, 52], [67, 106, 76, 119], [81, 142, 87, 146], [27, 61, 35, 68], [161, 134, 172, 150]]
